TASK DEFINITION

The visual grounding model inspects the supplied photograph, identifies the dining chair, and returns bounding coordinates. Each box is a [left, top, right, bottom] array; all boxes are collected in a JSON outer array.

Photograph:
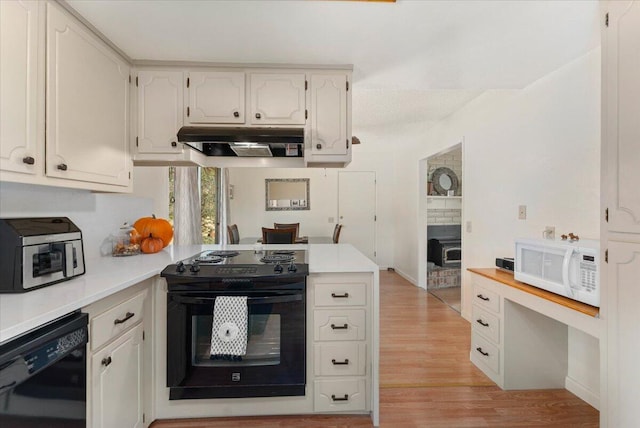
[[332, 224, 343, 244], [227, 224, 240, 244], [262, 227, 296, 244], [274, 222, 300, 240]]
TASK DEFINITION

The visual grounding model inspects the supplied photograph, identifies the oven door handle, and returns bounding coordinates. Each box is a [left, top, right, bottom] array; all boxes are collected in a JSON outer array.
[[171, 294, 303, 305]]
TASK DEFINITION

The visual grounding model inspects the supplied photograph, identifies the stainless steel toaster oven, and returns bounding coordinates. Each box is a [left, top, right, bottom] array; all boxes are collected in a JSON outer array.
[[0, 217, 85, 293]]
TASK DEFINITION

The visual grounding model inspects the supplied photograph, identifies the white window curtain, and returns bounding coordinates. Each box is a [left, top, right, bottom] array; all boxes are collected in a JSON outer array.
[[173, 167, 202, 245], [219, 168, 231, 245]]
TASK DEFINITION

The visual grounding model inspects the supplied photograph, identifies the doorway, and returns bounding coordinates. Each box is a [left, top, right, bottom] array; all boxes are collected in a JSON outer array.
[[423, 145, 463, 313], [338, 171, 376, 262]]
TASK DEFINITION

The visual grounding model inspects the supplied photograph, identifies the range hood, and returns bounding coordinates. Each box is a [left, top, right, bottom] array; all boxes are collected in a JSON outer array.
[[177, 126, 304, 158]]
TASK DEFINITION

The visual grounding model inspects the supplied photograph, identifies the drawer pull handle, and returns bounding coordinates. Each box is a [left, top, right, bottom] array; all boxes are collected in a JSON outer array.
[[331, 323, 348, 330], [114, 312, 135, 325], [476, 347, 490, 357], [476, 294, 490, 301], [476, 319, 489, 327], [331, 359, 350, 365], [331, 394, 349, 402], [101, 356, 112, 367], [331, 292, 349, 298]]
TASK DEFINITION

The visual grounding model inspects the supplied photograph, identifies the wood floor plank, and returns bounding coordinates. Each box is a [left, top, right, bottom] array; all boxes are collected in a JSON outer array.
[[151, 270, 599, 428]]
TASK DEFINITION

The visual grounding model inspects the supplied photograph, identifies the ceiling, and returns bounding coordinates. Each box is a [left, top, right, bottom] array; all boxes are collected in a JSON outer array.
[[66, 0, 601, 130]]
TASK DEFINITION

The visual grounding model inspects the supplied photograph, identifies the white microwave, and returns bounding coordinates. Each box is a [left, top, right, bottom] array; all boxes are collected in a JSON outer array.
[[514, 238, 600, 307]]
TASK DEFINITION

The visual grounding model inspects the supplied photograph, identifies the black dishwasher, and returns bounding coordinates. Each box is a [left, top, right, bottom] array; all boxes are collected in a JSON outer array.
[[0, 311, 88, 427]]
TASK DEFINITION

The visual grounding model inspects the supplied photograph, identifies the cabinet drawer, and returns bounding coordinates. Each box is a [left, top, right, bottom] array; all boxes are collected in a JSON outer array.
[[314, 284, 367, 307], [471, 331, 500, 374], [472, 305, 500, 344], [90, 291, 145, 350], [473, 284, 500, 314], [314, 379, 367, 412], [314, 343, 366, 376], [314, 309, 366, 341]]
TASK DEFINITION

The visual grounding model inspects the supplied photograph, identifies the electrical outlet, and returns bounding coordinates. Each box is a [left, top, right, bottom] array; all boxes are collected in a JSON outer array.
[[466, 221, 472, 233], [328, 217, 335, 223], [518, 205, 527, 220], [543, 226, 555, 240]]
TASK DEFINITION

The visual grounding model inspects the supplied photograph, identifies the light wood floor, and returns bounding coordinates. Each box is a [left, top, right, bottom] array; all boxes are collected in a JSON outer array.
[[151, 271, 598, 428]]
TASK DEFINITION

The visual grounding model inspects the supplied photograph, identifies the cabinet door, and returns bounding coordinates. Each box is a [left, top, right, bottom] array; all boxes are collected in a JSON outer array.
[[606, 240, 640, 428], [250, 73, 306, 125], [186, 71, 244, 124], [604, 1, 640, 234], [137, 70, 183, 154], [0, 0, 42, 175], [92, 323, 144, 428], [46, 3, 131, 187], [309, 74, 348, 156]]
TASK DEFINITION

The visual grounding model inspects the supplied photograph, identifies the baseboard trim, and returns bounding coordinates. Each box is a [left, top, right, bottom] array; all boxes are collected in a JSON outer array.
[[565, 376, 599, 410], [392, 268, 419, 287]]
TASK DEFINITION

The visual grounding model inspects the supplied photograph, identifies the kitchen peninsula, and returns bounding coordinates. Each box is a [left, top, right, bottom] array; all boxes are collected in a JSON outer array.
[[0, 244, 379, 427]]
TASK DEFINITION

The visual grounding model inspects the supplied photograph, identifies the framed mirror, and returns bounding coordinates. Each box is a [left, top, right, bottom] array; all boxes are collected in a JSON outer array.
[[265, 178, 310, 211], [431, 167, 459, 196]]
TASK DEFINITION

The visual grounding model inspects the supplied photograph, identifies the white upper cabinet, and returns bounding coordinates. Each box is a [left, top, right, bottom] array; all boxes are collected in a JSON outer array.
[[46, 3, 131, 187], [186, 71, 245, 124], [307, 74, 351, 165], [0, 0, 43, 176], [604, 0, 640, 234], [137, 70, 183, 154], [250, 73, 306, 125]]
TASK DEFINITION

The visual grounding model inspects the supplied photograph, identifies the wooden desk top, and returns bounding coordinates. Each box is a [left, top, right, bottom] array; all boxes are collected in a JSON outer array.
[[468, 268, 599, 318]]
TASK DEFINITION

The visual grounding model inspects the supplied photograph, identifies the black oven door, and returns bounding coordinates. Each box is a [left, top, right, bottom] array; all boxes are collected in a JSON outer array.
[[167, 285, 305, 400]]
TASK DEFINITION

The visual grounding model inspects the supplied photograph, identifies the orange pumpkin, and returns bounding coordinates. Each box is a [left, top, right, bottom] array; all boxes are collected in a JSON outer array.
[[133, 215, 173, 248], [129, 228, 142, 245], [140, 234, 164, 254]]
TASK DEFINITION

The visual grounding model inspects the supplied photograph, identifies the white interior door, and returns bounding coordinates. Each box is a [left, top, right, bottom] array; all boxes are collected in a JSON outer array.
[[338, 171, 376, 262]]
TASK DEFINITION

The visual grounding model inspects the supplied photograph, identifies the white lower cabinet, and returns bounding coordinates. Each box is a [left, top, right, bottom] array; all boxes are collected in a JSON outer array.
[[91, 324, 144, 428], [84, 284, 150, 428], [309, 273, 371, 414]]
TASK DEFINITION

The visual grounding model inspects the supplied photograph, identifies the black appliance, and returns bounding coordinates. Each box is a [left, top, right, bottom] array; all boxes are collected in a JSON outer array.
[[0, 311, 88, 427], [495, 257, 514, 272], [177, 126, 304, 157], [0, 217, 85, 293], [428, 238, 462, 267], [161, 249, 308, 400]]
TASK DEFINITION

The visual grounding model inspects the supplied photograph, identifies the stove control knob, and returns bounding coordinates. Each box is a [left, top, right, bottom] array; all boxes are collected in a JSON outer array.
[[190, 262, 200, 273], [176, 261, 186, 273], [287, 262, 297, 272], [274, 263, 284, 273]]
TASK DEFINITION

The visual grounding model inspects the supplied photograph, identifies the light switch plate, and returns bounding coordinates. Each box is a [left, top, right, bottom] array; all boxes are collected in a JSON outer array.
[[518, 205, 527, 220]]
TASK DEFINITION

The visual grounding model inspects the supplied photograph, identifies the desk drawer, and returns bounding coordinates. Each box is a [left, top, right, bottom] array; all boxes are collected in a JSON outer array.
[[314, 379, 367, 412], [90, 291, 145, 350], [314, 283, 367, 307], [473, 284, 500, 314], [472, 305, 500, 344], [314, 309, 366, 341], [471, 331, 500, 374], [314, 343, 366, 376]]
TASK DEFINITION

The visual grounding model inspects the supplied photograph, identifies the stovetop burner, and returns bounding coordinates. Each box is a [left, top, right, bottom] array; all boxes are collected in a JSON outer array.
[[208, 250, 240, 258], [194, 254, 224, 264], [260, 254, 295, 264]]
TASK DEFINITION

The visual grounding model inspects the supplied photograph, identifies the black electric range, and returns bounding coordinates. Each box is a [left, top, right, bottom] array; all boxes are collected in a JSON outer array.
[[160, 249, 308, 287]]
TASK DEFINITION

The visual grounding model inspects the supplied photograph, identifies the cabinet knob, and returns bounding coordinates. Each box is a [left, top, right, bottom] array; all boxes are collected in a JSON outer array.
[[255, 113, 261, 119], [101, 356, 112, 367], [233, 111, 240, 118], [316, 144, 322, 150], [171, 141, 177, 147], [57, 163, 68, 171], [22, 156, 35, 165]]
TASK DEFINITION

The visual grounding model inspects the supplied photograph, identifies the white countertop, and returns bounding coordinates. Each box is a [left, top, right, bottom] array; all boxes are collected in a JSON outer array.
[[0, 244, 377, 344]]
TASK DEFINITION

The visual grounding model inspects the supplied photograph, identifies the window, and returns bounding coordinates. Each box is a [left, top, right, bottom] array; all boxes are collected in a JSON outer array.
[[169, 167, 220, 244]]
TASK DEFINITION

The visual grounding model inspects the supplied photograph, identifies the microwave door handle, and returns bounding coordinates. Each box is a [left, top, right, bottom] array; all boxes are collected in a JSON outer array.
[[562, 248, 575, 297], [64, 243, 74, 277]]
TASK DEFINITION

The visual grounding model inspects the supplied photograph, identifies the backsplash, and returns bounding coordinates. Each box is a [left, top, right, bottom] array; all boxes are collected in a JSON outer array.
[[0, 182, 154, 260]]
